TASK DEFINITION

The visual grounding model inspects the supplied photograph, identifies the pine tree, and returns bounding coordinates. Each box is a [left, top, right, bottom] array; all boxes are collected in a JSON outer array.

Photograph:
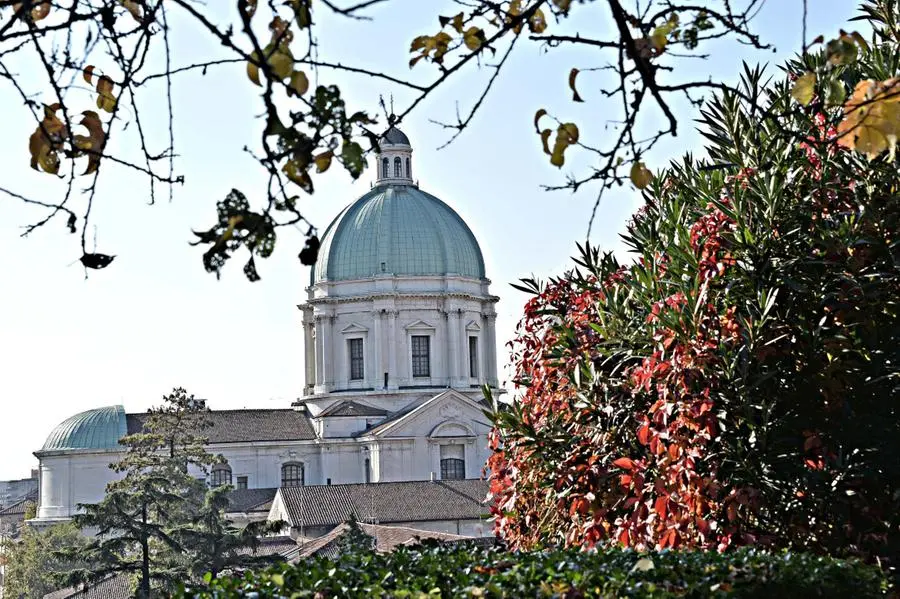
[[64, 387, 283, 597]]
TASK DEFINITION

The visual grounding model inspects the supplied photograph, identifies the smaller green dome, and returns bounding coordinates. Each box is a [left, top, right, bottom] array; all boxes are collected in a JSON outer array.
[[42, 406, 127, 451]]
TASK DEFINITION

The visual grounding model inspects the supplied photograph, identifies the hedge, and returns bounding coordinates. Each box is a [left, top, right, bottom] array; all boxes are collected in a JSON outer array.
[[176, 543, 888, 598]]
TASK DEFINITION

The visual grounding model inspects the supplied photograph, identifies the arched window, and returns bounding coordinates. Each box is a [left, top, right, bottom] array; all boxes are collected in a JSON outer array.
[[381, 157, 389, 178], [394, 157, 402, 177], [210, 464, 232, 488], [281, 462, 305, 487], [439, 445, 465, 480], [406, 157, 411, 179]]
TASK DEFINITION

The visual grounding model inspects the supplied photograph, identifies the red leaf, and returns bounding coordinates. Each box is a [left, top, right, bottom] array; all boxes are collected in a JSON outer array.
[[637, 424, 651, 445], [654, 496, 668, 520], [618, 529, 630, 547], [612, 457, 636, 470]]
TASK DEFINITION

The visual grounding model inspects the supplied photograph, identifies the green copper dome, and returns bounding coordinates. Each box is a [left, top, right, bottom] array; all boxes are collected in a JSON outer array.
[[313, 185, 486, 284], [42, 406, 127, 451]]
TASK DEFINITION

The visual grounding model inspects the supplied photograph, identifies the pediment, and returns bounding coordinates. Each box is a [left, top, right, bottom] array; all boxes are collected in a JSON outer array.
[[404, 319, 436, 332], [340, 322, 369, 334], [465, 320, 482, 332], [361, 389, 490, 439]]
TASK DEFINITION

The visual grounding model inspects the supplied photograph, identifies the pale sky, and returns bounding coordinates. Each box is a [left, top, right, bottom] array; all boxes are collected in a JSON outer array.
[[0, 1, 858, 479]]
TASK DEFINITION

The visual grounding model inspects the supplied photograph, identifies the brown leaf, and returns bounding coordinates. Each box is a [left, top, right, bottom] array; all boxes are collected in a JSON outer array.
[[568, 68, 583, 102], [83, 65, 95, 85]]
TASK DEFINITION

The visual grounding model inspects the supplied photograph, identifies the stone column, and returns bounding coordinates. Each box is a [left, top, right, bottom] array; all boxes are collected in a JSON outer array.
[[323, 315, 335, 390], [485, 313, 498, 387], [387, 310, 398, 389], [314, 315, 325, 390], [372, 309, 382, 388], [446, 307, 460, 386], [458, 309, 468, 382], [304, 321, 315, 394]]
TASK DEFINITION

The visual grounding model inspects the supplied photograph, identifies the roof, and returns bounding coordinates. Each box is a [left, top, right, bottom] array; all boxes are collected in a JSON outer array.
[[226, 487, 278, 513], [126, 409, 316, 444], [42, 406, 127, 451], [381, 126, 410, 146], [312, 185, 486, 284], [297, 522, 472, 559], [277, 479, 491, 528], [0, 491, 37, 517], [43, 575, 131, 599], [242, 535, 300, 560], [319, 401, 388, 418]]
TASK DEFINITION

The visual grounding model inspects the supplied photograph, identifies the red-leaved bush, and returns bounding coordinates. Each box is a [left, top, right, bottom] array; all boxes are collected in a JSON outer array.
[[487, 17, 900, 572]]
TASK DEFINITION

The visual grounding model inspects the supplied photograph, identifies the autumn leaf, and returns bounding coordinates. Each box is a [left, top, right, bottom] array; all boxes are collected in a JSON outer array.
[[463, 27, 485, 51], [74, 111, 106, 175], [83, 65, 95, 85], [289, 70, 309, 96], [247, 52, 262, 86], [549, 122, 579, 167], [96, 76, 117, 112], [630, 161, 652, 189], [528, 8, 547, 33], [837, 77, 900, 160], [568, 68, 583, 102], [791, 72, 817, 106], [120, 0, 142, 21], [533, 108, 547, 133], [612, 457, 635, 470], [28, 104, 67, 174], [314, 150, 333, 173]]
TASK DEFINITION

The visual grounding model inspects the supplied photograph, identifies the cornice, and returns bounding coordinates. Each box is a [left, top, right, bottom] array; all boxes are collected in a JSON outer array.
[[299, 292, 500, 308]]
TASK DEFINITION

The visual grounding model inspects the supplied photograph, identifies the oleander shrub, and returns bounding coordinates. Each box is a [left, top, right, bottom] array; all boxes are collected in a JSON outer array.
[[176, 543, 888, 598], [486, 1, 900, 574]]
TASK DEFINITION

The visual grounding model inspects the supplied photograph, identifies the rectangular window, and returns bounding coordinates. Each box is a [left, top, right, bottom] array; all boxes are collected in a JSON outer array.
[[469, 336, 479, 378], [349, 338, 364, 380], [411, 335, 430, 378], [236, 476, 248, 490]]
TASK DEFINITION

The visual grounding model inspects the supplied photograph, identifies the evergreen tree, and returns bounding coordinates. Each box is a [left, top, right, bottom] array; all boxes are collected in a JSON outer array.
[[65, 387, 281, 597]]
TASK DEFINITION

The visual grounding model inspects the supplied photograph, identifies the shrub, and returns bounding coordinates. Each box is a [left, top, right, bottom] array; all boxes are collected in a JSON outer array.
[[176, 544, 887, 598], [486, 0, 900, 573]]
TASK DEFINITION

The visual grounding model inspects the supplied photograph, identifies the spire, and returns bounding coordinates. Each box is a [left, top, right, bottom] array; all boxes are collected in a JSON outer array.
[[375, 120, 414, 186]]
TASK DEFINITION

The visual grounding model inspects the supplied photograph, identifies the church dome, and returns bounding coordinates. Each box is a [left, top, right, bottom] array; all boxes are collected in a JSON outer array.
[[313, 185, 486, 284], [381, 126, 410, 146], [42, 406, 127, 451]]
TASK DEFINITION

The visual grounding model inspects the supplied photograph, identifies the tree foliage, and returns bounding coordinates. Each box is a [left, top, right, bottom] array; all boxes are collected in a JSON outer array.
[[0, 521, 91, 599], [0, 0, 778, 279], [487, 0, 900, 576], [66, 387, 282, 598]]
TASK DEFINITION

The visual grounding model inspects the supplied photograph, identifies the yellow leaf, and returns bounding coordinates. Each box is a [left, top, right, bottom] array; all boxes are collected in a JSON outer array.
[[838, 78, 900, 160], [247, 52, 262, 86], [267, 46, 294, 80], [29, 2, 50, 21], [314, 151, 333, 173], [549, 122, 579, 167], [630, 162, 653, 189], [791, 72, 817, 106], [528, 8, 547, 33], [290, 70, 309, 96], [463, 27, 484, 51], [95, 76, 117, 113], [569, 68, 583, 102]]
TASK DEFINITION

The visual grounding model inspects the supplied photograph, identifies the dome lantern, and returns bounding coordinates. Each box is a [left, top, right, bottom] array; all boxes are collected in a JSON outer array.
[[375, 119, 414, 186]]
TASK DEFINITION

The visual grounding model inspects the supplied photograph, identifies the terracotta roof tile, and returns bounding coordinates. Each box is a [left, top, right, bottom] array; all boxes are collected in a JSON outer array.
[[278, 479, 490, 528], [126, 409, 315, 444]]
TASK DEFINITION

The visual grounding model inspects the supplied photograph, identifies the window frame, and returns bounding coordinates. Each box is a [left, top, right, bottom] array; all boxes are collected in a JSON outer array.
[[394, 156, 402, 177], [348, 337, 365, 381], [281, 462, 305, 488], [210, 464, 232, 488], [236, 476, 248, 490], [411, 334, 431, 378], [381, 157, 389, 178], [440, 458, 466, 480], [468, 335, 479, 378]]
